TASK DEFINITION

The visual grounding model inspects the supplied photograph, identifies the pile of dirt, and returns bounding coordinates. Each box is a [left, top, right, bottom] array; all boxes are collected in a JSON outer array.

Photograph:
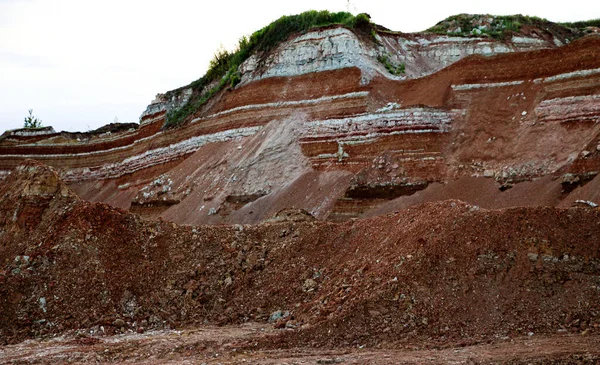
[[1, 161, 599, 350]]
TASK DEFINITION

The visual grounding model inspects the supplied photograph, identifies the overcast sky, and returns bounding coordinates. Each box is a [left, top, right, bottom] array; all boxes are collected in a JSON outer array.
[[1, 0, 598, 133]]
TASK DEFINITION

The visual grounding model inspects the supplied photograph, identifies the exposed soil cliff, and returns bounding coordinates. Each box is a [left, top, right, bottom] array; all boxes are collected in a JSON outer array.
[[1, 14, 600, 362], [1, 15, 599, 226]]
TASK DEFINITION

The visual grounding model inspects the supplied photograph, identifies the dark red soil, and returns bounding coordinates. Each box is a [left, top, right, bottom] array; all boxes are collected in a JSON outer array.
[[1, 161, 599, 357]]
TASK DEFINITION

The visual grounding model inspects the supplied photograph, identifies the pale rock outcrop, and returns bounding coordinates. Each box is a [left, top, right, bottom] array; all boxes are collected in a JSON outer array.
[[140, 88, 193, 123], [240, 27, 381, 85]]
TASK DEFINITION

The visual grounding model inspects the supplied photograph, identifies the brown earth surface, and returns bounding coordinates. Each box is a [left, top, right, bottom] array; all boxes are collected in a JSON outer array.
[[1, 161, 599, 363], [1, 325, 599, 364]]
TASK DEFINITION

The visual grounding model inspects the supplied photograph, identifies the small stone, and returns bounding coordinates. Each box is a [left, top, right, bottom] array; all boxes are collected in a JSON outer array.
[[368, 310, 380, 317], [113, 319, 125, 327], [269, 310, 290, 322], [521, 111, 527, 116], [269, 310, 283, 322], [565, 313, 573, 325], [527, 253, 538, 262], [39, 297, 47, 313], [317, 359, 341, 364], [562, 173, 580, 184], [574, 200, 598, 208], [581, 150, 591, 158], [302, 278, 317, 292]]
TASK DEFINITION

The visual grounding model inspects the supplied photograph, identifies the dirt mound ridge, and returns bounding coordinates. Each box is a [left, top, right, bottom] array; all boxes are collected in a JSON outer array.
[[1, 163, 599, 348]]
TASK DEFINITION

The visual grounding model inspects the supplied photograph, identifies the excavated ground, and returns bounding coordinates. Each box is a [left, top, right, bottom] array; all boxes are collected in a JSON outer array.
[[1, 325, 599, 364], [1, 161, 599, 363]]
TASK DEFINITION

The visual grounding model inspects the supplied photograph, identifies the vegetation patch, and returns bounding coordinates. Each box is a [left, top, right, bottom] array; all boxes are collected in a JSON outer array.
[[23, 109, 43, 129], [560, 18, 600, 31], [424, 14, 583, 40], [426, 14, 531, 39], [164, 11, 375, 129], [377, 55, 405, 76], [428, 14, 600, 40]]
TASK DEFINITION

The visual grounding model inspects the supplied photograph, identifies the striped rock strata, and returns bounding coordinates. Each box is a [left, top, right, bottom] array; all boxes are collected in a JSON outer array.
[[1, 25, 600, 224]]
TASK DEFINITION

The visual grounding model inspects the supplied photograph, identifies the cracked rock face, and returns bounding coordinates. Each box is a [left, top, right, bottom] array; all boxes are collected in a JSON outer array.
[[238, 25, 561, 84], [240, 27, 379, 85], [14, 161, 74, 198], [140, 88, 193, 122]]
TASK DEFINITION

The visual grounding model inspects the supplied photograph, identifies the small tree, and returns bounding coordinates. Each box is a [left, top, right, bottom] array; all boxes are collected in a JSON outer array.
[[24, 109, 43, 129]]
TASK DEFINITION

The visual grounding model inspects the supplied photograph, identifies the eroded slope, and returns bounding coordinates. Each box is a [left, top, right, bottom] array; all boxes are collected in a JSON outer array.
[[0, 16, 599, 226], [1, 161, 599, 349]]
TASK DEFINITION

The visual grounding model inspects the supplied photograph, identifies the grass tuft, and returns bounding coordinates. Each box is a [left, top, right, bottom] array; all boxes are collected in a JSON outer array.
[[377, 55, 405, 76], [560, 18, 600, 30]]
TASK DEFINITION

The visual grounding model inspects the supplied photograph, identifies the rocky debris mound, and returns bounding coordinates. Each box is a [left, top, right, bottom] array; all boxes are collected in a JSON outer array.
[[5, 160, 75, 198], [1, 163, 600, 349], [0, 160, 79, 235]]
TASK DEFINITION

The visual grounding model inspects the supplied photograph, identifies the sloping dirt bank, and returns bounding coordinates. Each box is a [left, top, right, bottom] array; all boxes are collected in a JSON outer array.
[[1, 161, 599, 358]]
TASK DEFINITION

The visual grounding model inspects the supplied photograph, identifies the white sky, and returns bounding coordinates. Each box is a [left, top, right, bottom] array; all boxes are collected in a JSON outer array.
[[1, 0, 598, 133]]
